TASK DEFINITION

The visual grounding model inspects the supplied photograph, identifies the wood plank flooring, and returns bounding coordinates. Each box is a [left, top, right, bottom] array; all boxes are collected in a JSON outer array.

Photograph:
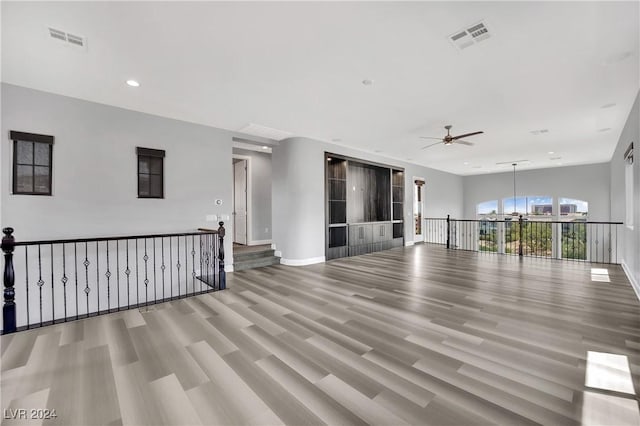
[[1, 244, 639, 425]]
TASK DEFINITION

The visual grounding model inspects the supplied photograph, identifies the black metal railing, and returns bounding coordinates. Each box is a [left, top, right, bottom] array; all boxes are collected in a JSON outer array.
[[424, 216, 623, 264], [2, 222, 226, 334]]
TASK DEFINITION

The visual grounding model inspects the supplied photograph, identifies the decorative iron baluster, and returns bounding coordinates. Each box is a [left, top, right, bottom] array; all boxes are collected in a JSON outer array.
[[191, 235, 196, 293], [125, 240, 131, 308], [84, 243, 90, 317], [135, 239, 139, 306], [170, 237, 173, 298], [143, 238, 149, 306], [96, 242, 100, 314], [38, 244, 43, 326], [50, 244, 55, 322], [199, 235, 203, 292], [61, 244, 68, 321], [2, 228, 16, 334], [218, 222, 226, 290], [105, 241, 111, 312], [184, 235, 188, 295], [25, 246, 29, 329], [116, 240, 120, 311], [176, 236, 181, 297], [74, 243, 78, 320], [153, 238, 157, 304], [161, 237, 165, 300]]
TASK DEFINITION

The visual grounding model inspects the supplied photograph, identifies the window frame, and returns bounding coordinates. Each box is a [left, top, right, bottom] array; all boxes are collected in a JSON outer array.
[[11, 131, 54, 196], [136, 147, 165, 199]]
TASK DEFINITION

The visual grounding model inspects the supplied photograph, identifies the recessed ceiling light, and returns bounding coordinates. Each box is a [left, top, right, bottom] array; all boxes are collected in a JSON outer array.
[[126, 79, 140, 87], [463, 162, 469, 165], [262, 146, 269, 150], [327, 157, 332, 162], [362, 79, 374, 86], [548, 151, 554, 155], [601, 103, 616, 109]]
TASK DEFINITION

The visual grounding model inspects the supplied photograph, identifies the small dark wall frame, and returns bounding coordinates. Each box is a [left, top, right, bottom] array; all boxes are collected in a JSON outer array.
[[10, 131, 54, 196], [136, 147, 165, 199]]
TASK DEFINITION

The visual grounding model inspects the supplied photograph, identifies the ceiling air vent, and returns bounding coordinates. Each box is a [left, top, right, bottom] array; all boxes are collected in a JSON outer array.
[[449, 20, 491, 51], [48, 27, 87, 50]]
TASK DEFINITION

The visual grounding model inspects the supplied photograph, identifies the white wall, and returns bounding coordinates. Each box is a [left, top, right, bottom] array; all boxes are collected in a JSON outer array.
[[1, 84, 233, 256], [462, 163, 611, 221], [232, 148, 272, 244], [610, 91, 640, 292], [272, 137, 463, 264]]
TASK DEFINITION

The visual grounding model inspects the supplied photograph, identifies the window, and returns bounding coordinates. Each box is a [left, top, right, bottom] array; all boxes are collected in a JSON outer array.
[[476, 200, 498, 218], [624, 142, 634, 229], [11, 131, 54, 195], [137, 147, 165, 198]]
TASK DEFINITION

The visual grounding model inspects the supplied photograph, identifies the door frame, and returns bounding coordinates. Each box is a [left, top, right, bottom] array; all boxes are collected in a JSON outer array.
[[232, 154, 252, 244], [413, 176, 426, 243]]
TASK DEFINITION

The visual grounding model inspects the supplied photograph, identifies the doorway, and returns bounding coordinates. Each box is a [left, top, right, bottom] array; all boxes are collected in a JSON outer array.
[[232, 158, 247, 245], [414, 179, 425, 242]]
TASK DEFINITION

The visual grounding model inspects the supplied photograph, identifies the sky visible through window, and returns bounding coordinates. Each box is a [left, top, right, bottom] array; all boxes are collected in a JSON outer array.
[[478, 197, 588, 216]]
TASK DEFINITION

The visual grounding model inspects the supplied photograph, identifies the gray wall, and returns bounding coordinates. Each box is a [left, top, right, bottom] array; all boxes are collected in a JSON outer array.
[[1, 84, 233, 260], [232, 148, 272, 243], [272, 137, 463, 263], [463, 163, 611, 221], [610, 91, 640, 292]]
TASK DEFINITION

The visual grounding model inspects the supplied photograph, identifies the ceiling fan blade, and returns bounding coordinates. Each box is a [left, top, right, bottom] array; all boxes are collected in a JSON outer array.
[[453, 140, 474, 146], [419, 136, 443, 140], [421, 141, 443, 150], [451, 131, 484, 140]]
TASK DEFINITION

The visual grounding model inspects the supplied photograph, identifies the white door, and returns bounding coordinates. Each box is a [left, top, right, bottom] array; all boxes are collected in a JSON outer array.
[[233, 160, 247, 245]]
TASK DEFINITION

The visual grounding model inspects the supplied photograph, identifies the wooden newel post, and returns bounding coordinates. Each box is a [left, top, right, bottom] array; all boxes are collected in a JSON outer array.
[[217, 222, 226, 290], [518, 215, 524, 257], [446, 215, 451, 249], [2, 228, 16, 334]]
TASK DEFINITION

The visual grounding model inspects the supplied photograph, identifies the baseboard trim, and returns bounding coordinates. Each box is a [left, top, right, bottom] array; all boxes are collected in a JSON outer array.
[[405, 241, 415, 247], [280, 256, 325, 266], [621, 259, 639, 302], [249, 239, 272, 246]]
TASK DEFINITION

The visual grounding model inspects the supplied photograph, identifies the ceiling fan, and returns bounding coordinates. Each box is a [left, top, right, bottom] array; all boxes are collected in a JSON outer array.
[[420, 125, 483, 149]]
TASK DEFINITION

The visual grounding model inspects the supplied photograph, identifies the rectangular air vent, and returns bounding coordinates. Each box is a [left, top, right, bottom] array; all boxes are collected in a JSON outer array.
[[449, 20, 491, 51], [48, 27, 87, 50]]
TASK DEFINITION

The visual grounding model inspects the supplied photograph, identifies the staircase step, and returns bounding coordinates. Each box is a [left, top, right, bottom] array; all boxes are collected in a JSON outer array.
[[233, 255, 280, 271], [233, 249, 275, 262]]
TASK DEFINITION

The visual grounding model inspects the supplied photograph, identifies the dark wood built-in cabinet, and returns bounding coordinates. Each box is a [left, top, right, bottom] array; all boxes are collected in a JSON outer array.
[[325, 153, 404, 260]]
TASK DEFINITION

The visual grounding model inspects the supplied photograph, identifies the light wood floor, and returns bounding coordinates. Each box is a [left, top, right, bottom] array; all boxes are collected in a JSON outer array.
[[1, 244, 639, 425]]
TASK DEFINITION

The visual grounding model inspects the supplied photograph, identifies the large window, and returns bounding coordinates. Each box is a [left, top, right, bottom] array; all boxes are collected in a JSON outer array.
[[137, 147, 165, 198], [559, 197, 588, 218], [11, 131, 54, 196]]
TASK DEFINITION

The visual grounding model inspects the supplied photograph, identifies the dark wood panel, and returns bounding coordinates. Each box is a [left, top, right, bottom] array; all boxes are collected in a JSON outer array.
[[347, 162, 390, 223]]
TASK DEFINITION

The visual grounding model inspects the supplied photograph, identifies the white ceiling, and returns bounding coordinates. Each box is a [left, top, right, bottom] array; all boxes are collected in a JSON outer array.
[[2, 1, 638, 175]]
